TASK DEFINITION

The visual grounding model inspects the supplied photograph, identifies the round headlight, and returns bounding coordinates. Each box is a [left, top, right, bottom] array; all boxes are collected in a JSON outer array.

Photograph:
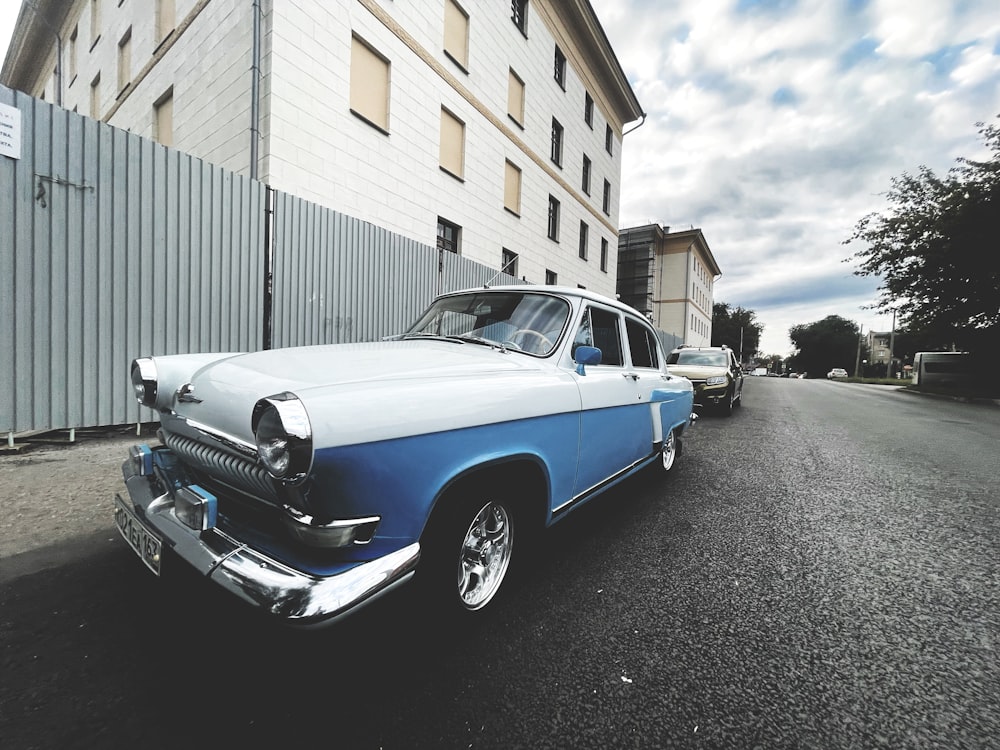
[[131, 358, 158, 407], [252, 393, 313, 483]]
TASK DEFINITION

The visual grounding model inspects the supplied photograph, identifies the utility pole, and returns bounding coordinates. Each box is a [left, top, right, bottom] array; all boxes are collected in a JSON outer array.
[[854, 324, 864, 378], [887, 309, 896, 378]]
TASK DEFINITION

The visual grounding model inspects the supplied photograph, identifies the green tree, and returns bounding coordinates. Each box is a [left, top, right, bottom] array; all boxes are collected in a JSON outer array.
[[789, 316, 863, 378], [845, 117, 1000, 358], [711, 303, 762, 362]]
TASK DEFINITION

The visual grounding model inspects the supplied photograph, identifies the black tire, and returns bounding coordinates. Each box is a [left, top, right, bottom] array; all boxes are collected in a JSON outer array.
[[421, 486, 517, 617], [658, 429, 680, 473], [721, 388, 735, 416]]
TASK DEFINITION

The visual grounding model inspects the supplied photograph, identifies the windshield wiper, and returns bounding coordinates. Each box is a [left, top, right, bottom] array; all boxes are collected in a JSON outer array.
[[446, 334, 507, 351]]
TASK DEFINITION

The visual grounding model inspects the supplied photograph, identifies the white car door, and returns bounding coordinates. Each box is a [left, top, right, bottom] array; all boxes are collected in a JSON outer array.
[[570, 305, 651, 497]]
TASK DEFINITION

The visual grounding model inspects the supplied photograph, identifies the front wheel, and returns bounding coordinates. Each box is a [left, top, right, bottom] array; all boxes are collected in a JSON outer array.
[[457, 500, 514, 610], [422, 491, 516, 616]]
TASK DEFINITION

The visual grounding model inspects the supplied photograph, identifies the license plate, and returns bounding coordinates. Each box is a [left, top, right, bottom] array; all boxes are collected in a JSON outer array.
[[114, 494, 162, 575]]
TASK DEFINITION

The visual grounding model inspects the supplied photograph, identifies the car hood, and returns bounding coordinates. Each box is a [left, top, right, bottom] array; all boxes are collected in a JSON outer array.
[[167, 340, 576, 447], [665, 364, 729, 381]]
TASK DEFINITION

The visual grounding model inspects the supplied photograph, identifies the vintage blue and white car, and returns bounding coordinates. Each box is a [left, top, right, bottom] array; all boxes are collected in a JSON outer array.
[[114, 286, 696, 627]]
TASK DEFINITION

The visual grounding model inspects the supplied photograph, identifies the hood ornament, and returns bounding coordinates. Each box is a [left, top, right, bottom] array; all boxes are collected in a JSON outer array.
[[176, 383, 203, 404]]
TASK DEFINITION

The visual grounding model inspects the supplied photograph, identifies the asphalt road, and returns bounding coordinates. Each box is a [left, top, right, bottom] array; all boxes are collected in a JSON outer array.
[[1, 380, 998, 749]]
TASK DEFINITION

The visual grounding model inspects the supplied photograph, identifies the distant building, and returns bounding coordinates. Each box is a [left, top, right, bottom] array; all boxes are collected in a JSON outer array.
[[2, 0, 643, 294], [617, 224, 720, 346], [866, 330, 892, 367]]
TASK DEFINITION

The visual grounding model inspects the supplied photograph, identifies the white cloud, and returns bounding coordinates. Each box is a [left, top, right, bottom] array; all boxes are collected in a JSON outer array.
[[592, 0, 998, 355]]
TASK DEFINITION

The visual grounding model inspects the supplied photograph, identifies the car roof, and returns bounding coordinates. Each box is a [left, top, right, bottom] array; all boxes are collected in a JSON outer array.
[[443, 284, 649, 321]]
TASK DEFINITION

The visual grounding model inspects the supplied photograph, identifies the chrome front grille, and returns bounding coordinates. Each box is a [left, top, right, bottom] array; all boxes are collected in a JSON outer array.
[[162, 431, 279, 504]]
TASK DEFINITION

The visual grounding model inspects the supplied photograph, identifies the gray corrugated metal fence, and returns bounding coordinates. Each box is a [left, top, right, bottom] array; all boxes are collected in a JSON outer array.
[[268, 190, 518, 348], [1, 87, 265, 435], [3, 85, 666, 438], [1, 87, 517, 436]]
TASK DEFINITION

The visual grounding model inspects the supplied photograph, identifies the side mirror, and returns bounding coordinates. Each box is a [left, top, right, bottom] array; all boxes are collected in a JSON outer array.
[[574, 345, 602, 375]]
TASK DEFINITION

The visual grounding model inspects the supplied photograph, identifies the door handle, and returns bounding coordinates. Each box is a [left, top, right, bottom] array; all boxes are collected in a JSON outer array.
[[623, 372, 639, 381]]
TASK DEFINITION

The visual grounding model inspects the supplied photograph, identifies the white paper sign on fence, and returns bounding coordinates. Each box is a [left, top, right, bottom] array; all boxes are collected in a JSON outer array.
[[0, 101, 22, 160]]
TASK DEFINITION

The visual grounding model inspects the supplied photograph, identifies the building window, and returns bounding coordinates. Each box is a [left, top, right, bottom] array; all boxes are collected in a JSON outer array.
[[511, 0, 528, 35], [554, 45, 566, 89], [350, 35, 390, 132], [584, 92, 593, 127], [502, 248, 519, 278], [154, 88, 173, 147], [605, 124, 614, 154], [437, 218, 461, 254], [504, 160, 522, 216], [157, 0, 176, 44], [68, 26, 78, 83], [443, 0, 469, 71], [602, 179, 611, 215], [600, 238, 608, 272], [579, 221, 589, 260], [90, 73, 101, 119], [90, 0, 101, 49], [507, 68, 525, 127], [547, 196, 560, 241], [550, 118, 563, 167], [582, 154, 591, 195], [117, 28, 131, 93], [439, 107, 465, 179], [545, 269, 557, 285]]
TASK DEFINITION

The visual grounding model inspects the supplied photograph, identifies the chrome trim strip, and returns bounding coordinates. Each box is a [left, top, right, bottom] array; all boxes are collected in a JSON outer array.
[[553, 450, 658, 515], [182, 417, 258, 456]]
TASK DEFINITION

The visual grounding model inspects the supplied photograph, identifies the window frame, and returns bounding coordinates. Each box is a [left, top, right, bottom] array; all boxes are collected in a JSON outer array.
[[550, 118, 563, 167], [349, 34, 391, 134], [547, 195, 560, 242], [554, 45, 566, 89], [437, 217, 462, 255], [443, 0, 470, 72], [511, 0, 528, 36]]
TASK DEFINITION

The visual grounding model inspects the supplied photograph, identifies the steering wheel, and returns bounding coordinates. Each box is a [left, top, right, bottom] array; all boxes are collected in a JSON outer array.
[[505, 329, 554, 352]]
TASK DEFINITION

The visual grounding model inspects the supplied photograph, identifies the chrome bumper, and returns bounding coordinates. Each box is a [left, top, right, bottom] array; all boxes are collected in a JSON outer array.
[[118, 458, 420, 628]]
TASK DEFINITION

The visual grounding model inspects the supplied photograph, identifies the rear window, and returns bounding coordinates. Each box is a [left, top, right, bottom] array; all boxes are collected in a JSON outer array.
[[625, 318, 659, 368], [668, 350, 727, 367]]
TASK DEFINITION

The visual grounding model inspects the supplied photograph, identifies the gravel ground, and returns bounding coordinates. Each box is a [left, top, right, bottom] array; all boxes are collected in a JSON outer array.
[[0, 425, 157, 579]]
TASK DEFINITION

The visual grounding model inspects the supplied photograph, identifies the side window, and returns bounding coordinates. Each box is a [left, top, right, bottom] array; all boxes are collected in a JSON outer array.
[[625, 318, 659, 368], [573, 307, 623, 366]]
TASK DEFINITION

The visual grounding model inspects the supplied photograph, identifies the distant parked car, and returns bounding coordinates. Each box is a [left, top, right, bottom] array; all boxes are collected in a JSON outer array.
[[665, 345, 744, 415], [827, 368, 849, 379], [114, 286, 696, 627]]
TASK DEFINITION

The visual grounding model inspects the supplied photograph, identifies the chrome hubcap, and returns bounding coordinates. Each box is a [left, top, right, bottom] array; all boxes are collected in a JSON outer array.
[[661, 432, 676, 471], [458, 501, 513, 610]]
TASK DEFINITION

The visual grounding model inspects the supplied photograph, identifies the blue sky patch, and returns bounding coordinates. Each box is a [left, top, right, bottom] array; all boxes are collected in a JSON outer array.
[[922, 44, 972, 78], [735, 0, 798, 14], [772, 87, 798, 107], [839, 38, 879, 71]]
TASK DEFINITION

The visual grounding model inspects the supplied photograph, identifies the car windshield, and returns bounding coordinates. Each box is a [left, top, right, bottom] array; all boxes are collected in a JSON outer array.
[[405, 291, 571, 356], [669, 350, 728, 367]]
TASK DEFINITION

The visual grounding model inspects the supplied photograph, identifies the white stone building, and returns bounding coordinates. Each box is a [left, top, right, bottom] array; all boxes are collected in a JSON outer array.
[[617, 224, 721, 347], [2, 0, 643, 294]]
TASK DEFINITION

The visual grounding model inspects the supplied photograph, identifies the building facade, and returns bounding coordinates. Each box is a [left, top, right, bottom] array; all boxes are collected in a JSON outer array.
[[617, 224, 720, 347], [2, 0, 643, 295]]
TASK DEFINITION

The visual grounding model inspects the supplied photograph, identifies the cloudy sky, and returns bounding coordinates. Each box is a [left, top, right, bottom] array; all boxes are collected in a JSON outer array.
[[590, 0, 1000, 354], [3, 2, 998, 354]]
